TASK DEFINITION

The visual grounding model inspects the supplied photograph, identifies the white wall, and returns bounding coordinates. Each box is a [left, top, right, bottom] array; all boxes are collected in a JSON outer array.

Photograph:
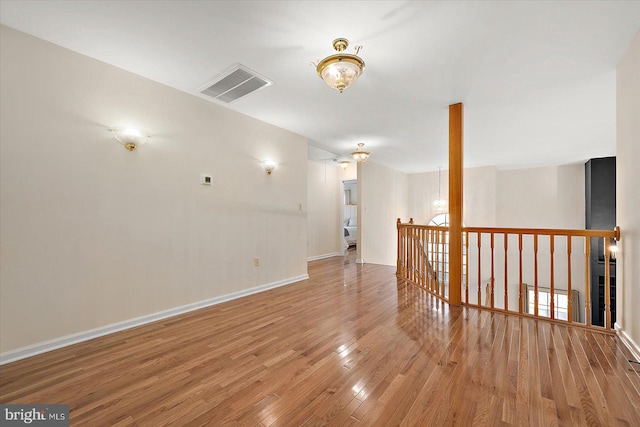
[[307, 160, 340, 260], [497, 164, 585, 228], [464, 166, 498, 227], [0, 26, 309, 356], [616, 30, 640, 358], [359, 161, 408, 266]]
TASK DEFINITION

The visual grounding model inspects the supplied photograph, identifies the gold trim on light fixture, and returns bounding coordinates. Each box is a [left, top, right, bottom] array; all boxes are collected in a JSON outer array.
[[350, 143, 370, 162], [338, 160, 351, 169], [315, 38, 365, 93], [111, 127, 149, 151]]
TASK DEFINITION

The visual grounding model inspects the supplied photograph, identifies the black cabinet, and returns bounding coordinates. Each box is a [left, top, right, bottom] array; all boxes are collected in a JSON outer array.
[[585, 157, 616, 328]]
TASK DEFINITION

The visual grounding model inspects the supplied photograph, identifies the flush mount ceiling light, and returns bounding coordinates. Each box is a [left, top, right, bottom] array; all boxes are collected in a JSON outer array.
[[350, 143, 370, 162], [314, 38, 365, 93], [338, 160, 351, 169], [111, 127, 149, 151]]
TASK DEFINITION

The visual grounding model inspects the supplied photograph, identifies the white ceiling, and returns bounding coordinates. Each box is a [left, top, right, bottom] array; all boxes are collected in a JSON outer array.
[[1, 1, 638, 173]]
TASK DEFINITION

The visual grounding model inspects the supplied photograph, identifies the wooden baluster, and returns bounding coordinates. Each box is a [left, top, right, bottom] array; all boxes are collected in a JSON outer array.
[[504, 233, 508, 311], [418, 227, 422, 287], [412, 226, 416, 284], [534, 234, 539, 317], [436, 229, 441, 296], [477, 232, 482, 306], [420, 228, 425, 288], [585, 237, 591, 326], [518, 233, 523, 314], [404, 226, 409, 281], [404, 227, 408, 279], [604, 237, 611, 329], [409, 219, 414, 284], [442, 228, 447, 298], [490, 232, 495, 309], [430, 229, 435, 291], [400, 226, 404, 278], [426, 229, 430, 289], [438, 230, 446, 297], [413, 228, 420, 285], [550, 235, 555, 320], [396, 219, 401, 276], [465, 230, 469, 304], [567, 236, 572, 323], [443, 228, 447, 298]]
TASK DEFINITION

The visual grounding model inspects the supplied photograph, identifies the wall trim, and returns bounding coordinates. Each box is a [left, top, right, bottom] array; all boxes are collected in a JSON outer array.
[[0, 274, 309, 365], [356, 258, 365, 264], [307, 252, 341, 261], [615, 323, 640, 362]]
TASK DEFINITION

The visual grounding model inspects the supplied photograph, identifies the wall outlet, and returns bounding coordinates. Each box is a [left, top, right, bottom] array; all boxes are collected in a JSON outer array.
[[200, 175, 212, 185], [254, 258, 260, 267], [298, 203, 303, 210]]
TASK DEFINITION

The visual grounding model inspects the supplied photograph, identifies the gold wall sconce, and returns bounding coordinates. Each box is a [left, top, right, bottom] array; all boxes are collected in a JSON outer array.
[[111, 127, 149, 151], [263, 160, 277, 175]]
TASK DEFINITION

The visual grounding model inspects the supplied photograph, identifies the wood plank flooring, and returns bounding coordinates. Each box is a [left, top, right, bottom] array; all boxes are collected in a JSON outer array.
[[1, 249, 639, 426]]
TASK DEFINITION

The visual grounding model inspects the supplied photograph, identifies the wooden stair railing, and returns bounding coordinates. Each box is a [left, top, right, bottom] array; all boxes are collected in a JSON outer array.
[[398, 220, 620, 331], [397, 218, 448, 301]]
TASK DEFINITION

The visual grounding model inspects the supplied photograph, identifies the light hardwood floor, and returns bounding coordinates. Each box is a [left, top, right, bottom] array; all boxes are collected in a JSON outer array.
[[1, 250, 639, 426]]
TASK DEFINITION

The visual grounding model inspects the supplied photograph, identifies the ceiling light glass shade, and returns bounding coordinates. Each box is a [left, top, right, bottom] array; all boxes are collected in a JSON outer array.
[[350, 143, 370, 162], [111, 127, 149, 151], [316, 38, 365, 93], [338, 161, 351, 169]]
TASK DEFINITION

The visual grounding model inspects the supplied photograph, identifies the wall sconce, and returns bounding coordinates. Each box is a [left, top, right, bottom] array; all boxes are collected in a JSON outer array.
[[111, 127, 149, 151], [263, 160, 277, 175]]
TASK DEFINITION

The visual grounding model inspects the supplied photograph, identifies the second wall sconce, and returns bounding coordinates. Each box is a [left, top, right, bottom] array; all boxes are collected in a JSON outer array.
[[263, 160, 277, 175], [111, 127, 150, 151]]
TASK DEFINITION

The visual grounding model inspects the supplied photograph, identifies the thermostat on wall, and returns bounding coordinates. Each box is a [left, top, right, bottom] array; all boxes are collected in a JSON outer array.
[[200, 175, 212, 185]]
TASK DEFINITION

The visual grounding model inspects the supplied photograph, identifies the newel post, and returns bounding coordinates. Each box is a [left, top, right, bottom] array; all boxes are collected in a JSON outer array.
[[449, 103, 464, 305]]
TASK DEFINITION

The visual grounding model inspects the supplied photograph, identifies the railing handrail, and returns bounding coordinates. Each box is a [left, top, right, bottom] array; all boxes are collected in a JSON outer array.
[[398, 222, 619, 240], [463, 226, 619, 240]]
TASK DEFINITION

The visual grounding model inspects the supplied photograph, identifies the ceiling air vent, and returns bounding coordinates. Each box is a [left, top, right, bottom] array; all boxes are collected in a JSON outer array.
[[197, 64, 272, 103]]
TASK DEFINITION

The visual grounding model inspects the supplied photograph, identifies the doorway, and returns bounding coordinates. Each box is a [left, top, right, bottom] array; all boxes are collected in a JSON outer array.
[[341, 179, 357, 254]]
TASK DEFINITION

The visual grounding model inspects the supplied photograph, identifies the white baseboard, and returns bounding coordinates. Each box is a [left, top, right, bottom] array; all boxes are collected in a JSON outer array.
[[0, 274, 309, 365], [307, 252, 341, 261], [356, 258, 365, 264], [615, 323, 640, 362]]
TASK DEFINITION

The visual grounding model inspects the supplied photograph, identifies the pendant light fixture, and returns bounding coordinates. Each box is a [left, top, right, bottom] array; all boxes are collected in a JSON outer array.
[[314, 38, 365, 93], [433, 167, 447, 211]]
